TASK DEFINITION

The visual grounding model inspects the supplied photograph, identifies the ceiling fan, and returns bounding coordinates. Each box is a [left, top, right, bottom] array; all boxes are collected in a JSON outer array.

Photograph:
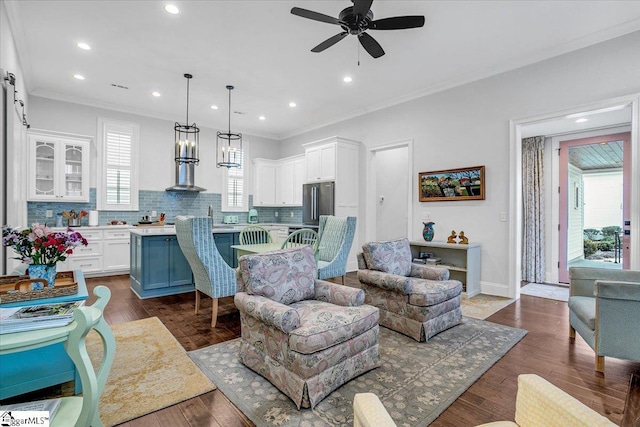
[[291, 0, 425, 59]]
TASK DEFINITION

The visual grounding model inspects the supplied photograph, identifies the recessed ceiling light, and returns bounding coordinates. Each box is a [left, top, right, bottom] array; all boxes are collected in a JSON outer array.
[[575, 118, 588, 123], [343, 76, 353, 83], [210, 105, 218, 110], [289, 102, 297, 108], [152, 91, 161, 97], [164, 4, 179, 14], [73, 74, 85, 80], [76, 42, 91, 50], [259, 116, 266, 121]]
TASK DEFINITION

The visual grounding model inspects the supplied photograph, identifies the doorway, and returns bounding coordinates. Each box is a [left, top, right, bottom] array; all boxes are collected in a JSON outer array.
[[368, 141, 412, 241], [558, 132, 630, 283]]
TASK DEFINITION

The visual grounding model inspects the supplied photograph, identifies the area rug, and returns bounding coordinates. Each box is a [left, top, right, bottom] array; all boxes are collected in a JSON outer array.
[[521, 283, 569, 301], [461, 294, 515, 319], [189, 317, 526, 427], [86, 317, 215, 426]]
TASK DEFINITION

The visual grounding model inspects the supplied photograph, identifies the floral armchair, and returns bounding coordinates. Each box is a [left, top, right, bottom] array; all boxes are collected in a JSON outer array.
[[235, 245, 380, 409], [357, 238, 462, 342]]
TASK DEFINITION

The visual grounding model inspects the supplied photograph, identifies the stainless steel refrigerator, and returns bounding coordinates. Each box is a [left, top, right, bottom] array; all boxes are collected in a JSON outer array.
[[303, 182, 335, 226]]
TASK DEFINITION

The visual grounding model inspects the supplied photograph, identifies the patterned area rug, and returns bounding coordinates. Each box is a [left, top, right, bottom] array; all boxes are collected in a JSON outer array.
[[521, 283, 569, 302], [189, 317, 526, 427], [86, 317, 215, 426]]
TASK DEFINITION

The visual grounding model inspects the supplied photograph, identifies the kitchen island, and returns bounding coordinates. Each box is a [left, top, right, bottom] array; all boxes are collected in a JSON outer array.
[[129, 226, 241, 299], [129, 223, 312, 298]]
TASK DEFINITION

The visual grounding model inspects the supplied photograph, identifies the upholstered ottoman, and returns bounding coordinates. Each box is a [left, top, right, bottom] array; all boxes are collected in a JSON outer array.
[[357, 238, 462, 342]]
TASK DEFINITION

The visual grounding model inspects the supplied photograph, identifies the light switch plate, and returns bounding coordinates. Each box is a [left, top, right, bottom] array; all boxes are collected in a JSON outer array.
[[46, 210, 53, 218], [151, 210, 157, 217], [500, 212, 507, 222]]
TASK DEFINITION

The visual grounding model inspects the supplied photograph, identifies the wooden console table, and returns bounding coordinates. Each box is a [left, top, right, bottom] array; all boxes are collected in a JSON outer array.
[[409, 241, 481, 297]]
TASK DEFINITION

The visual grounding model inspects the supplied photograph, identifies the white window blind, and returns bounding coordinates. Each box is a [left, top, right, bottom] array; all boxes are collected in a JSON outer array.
[[97, 119, 139, 211], [223, 147, 248, 211]]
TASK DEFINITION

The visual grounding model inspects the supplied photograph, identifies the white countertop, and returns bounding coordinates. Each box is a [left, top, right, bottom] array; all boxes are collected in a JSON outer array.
[[128, 222, 314, 236]]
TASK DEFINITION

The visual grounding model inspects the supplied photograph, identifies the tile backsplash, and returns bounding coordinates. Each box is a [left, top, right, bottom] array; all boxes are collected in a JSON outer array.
[[26, 189, 302, 226]]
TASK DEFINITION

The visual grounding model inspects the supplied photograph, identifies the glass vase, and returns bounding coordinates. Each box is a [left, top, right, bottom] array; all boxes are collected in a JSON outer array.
[[28, 264, 57, 289]]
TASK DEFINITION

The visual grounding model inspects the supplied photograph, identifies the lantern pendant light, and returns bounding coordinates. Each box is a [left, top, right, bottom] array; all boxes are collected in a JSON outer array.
[[174, 73, 199, 165], [216, 85, 242, 168]]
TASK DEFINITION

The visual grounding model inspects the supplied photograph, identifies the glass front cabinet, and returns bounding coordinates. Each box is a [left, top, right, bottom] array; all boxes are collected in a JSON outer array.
[[28, 131, 90, 202]]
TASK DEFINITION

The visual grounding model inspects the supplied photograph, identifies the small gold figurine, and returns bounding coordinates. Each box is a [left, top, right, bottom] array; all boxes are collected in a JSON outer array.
[[458, 231, 469, 244], [447, 230, 457, 244]]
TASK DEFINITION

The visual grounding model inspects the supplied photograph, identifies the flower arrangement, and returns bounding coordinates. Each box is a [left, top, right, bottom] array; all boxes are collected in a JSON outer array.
[[2, 223, 88, 267]]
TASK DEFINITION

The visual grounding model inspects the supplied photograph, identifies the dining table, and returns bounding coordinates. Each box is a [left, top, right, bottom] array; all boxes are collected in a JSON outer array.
[[231, 242, 285, 259]]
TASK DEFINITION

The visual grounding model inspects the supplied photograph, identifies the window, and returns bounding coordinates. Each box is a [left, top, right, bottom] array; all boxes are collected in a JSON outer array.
[[97, 118, 139, 211], [222, 146, 248, 211]]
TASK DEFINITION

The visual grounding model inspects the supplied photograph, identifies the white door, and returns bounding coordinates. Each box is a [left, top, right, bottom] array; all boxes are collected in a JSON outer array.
[[375, 146, 409, 241]]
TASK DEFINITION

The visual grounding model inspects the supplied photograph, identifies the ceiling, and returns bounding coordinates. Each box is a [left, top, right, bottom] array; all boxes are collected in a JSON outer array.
[[6, 1, 640, 139]]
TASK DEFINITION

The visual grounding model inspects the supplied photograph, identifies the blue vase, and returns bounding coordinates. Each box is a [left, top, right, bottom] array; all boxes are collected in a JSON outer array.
[[423, 222, 435, 242], [28, 264, 57, 289]]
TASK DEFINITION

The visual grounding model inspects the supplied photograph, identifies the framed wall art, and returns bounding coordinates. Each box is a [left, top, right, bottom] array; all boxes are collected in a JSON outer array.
[[418, 166, 485, 202]]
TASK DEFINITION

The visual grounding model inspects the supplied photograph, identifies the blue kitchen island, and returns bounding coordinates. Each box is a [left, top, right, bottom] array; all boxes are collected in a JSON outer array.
[[129, 226, 240, 299]]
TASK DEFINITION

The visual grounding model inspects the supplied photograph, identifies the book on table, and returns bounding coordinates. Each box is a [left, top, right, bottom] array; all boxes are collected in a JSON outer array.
[[0, 301, 84, 334]]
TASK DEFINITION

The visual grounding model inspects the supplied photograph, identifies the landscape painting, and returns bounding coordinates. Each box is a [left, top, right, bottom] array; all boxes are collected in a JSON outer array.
[[419, 166, 485, 202]]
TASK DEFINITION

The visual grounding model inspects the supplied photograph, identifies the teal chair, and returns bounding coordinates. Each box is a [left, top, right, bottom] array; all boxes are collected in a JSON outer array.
[[569, 267, 640, 373], [316, 216, 356, 284], [239, 225, 272, 245], [281, 228, 319, 256], [175, 216, 237, 327]]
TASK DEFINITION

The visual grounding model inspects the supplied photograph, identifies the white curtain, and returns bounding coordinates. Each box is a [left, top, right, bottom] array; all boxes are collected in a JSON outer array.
[[522, 136, 546, 283]]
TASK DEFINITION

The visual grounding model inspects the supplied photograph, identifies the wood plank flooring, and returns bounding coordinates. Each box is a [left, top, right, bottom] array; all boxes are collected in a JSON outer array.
[[23, 274, 640, 425]]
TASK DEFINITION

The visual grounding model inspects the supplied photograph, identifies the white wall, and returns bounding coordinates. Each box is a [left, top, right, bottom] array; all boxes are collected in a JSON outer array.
[[279, 30, 640, 296], [27, 96, 281, 195]]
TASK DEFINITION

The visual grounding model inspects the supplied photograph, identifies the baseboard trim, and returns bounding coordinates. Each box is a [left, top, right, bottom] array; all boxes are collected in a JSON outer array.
[[480, 281, 510, 298]]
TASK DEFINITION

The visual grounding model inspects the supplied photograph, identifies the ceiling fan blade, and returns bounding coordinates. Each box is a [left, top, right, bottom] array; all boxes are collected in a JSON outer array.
[[369, 16, 425, 30], [353, 0, 374, 18], [358, 33, 385, 58], [311, 32, 348, 53], [291, 7, 341, 25]]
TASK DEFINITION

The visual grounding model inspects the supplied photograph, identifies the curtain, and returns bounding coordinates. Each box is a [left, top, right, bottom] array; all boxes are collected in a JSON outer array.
[[522, 136, 546, 283]]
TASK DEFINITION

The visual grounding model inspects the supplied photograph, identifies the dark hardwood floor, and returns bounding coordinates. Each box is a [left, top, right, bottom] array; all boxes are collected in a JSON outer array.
[[41, 274, 640, 425]]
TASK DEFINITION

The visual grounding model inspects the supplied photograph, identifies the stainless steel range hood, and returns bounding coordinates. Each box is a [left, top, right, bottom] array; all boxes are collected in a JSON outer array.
[[165, 162, 206, 192]]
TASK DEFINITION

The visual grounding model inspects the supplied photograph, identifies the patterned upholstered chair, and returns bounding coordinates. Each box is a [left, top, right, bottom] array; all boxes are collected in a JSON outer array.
[[316, 215, 357, 283], [175, 216, 237, 327], [569, 267, 640, 373], [357, 238, 462, 342], [235, 245, 380, 409]]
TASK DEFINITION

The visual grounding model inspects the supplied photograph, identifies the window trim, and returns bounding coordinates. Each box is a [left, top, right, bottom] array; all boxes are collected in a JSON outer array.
[[96, 117, 139, 211], [222, 142, 249, 212]]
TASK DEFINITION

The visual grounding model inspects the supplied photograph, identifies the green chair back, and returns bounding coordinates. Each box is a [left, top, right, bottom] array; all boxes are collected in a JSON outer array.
[[281, 228, 319, 255], [239, 225, 272, 245]]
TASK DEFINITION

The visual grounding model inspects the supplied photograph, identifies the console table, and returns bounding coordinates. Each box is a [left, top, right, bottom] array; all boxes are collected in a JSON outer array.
[[0, 270, 89, 399], [409, 241, 481, 296]]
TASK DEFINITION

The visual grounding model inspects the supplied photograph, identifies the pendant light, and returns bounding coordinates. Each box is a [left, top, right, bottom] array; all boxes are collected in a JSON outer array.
[[216, 85, 242, 168], [174, 73, 199, 165]]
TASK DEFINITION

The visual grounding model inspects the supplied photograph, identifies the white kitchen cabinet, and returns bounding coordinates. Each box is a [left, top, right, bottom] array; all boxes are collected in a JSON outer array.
[[103, 228, 131, 272], [253, 159, 277, 206], [305, 143, 336, 182], [56, 226, 130, 277], [255, 155, 305, 207], [292, 157, 305, 205], [28, 130, 91, 202]]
